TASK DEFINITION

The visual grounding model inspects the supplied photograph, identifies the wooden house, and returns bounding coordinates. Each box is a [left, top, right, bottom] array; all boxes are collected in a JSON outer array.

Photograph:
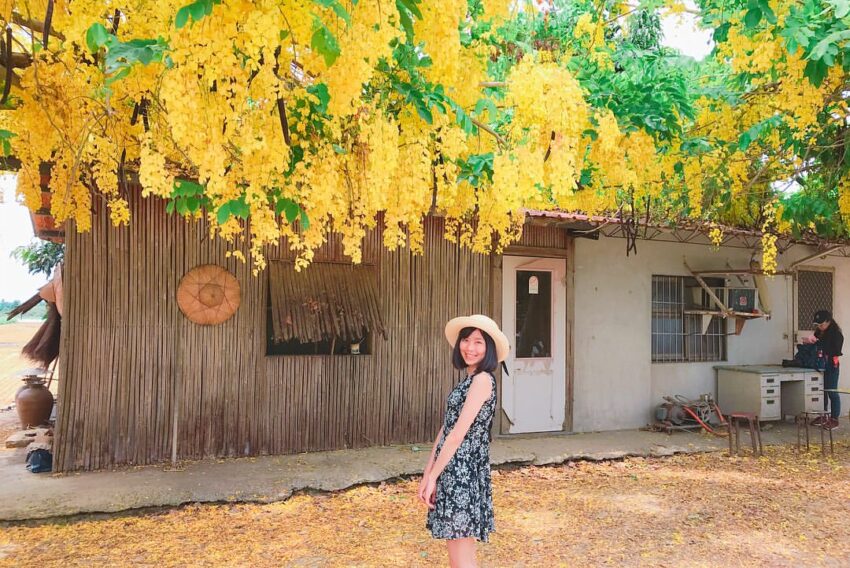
[[31, 182, 850, 472]]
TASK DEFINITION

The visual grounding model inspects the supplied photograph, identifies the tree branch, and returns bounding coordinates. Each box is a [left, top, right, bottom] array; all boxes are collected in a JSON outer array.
[[42, 0, 54, 50], [471, 117, 506, 148], [9, 12, 65, 41], [276, 98, 292, 146], [1, 27, 12, 105]]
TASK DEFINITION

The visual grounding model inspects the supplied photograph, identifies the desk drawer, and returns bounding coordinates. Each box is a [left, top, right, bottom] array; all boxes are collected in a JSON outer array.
[[806, 395, 822, 412], [761, 385, 780, 397], [801, 373, 823, 386], [760, 374, 780, 387], [761, 396, 780, 419], [808, 384, 821, 394]]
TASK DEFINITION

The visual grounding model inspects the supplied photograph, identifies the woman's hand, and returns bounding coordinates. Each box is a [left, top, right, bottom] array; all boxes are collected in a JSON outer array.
[[416, 473, 429, 505], [802, 335, 818, 345], [423, 475, 438, 510]]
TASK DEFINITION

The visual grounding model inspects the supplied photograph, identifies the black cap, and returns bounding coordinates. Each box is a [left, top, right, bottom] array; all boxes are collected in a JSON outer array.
[[813, 310, 832, 324]]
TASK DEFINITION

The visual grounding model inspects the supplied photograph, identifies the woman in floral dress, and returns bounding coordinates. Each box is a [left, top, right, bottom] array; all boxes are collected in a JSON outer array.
[[418, 314, 510, 568]]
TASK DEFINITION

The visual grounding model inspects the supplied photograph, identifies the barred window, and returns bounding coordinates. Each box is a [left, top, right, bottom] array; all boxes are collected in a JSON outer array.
[[652, 275, 727, 363], [797, 269, 833, 331]]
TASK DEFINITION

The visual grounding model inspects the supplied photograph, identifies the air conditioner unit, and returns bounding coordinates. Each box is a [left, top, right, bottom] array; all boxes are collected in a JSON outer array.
[[688, 285, 759, 313], [725, 287, 757, 313]]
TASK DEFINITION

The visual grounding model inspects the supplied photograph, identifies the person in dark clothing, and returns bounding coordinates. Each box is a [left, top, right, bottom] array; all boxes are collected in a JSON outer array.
[[804, 310, 844, 429]]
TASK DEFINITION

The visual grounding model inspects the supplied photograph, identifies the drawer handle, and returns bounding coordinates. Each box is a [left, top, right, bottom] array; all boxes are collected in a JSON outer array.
[[764, 378, 776, 384], [765, 389, 776, 395], [766, 399, 775, 405], [810, 377, 819, 381], [810, 386, 819, 392], [811, 397, 820, 403]]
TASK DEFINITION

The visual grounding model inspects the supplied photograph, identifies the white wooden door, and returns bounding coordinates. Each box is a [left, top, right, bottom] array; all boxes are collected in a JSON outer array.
[[501, 256, 567, 433]]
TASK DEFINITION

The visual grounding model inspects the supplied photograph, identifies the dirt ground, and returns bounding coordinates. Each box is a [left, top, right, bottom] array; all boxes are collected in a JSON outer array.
[[0, 322, 56, 439], [1, 443, 848, 567], [0, 322, 45, 406]]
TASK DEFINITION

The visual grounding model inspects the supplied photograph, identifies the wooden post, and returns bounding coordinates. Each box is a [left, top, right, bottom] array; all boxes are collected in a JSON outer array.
[[171, 317, 181, 467]]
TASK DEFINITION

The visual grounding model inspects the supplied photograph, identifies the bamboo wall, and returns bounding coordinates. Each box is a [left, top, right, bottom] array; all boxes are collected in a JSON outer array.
[[515, 223, 570, 249], [56, 192, 522, 471]]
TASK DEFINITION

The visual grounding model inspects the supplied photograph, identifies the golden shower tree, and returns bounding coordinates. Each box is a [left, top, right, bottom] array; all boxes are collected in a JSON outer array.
[[2, 0, 849, 272]]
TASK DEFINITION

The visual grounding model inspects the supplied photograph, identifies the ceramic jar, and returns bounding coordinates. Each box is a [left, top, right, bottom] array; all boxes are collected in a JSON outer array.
[[15, 376, 54, 429]]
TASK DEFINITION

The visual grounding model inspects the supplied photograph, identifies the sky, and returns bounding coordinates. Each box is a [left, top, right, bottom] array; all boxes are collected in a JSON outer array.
[[661, 7, 714, 60], [0, 8, 713, 302], [0, 174, 47, 302]]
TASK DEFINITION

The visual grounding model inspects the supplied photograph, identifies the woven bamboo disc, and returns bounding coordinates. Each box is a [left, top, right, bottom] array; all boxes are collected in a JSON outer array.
[[177, 264, 241, 325]]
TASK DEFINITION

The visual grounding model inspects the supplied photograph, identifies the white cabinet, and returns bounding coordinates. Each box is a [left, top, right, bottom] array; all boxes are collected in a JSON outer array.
[[716, 366, 823, 421]]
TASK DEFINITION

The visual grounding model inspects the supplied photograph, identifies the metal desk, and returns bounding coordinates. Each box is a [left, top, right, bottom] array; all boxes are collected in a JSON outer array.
[[715, 365, 823, 420]]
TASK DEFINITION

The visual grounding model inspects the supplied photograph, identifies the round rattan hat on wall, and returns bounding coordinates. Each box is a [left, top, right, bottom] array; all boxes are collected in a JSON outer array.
[[177, 264, 241, 325]]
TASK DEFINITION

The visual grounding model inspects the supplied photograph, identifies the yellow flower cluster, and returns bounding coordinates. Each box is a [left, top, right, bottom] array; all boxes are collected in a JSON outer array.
[[3, 0, 843, 274], [839, 176, 850, 230], [760, 201, 779, 275], [708, 226, 723, 249], [572, 13, 613, 70]]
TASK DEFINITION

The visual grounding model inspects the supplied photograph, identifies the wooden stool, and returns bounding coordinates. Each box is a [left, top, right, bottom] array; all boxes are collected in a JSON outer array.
[[728, 413, 763, 457], [796, 411, 833, 457]]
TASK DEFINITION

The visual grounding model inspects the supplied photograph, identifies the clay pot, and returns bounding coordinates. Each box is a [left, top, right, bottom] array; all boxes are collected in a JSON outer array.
[[15, 377, 54, 429]]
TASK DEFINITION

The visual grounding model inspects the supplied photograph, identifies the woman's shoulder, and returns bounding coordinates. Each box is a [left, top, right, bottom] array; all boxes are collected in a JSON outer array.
[[471, 371, 496, 388]]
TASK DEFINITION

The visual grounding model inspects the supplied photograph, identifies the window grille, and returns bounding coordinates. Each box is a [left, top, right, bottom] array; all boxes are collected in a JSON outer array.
[[797, 270, 833, 331], [651, 275, 727, 363]]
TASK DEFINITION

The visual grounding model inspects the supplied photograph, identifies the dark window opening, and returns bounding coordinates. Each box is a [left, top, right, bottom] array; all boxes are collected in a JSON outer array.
[[265, 261, 382, 357], [515, 270, 552, 358]]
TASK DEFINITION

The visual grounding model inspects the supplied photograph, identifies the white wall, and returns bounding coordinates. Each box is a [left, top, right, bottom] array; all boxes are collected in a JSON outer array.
[[571, 235, 850, 432]]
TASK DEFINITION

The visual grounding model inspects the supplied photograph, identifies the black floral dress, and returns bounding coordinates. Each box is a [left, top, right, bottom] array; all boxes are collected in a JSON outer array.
[[426, 372, 497, 542]]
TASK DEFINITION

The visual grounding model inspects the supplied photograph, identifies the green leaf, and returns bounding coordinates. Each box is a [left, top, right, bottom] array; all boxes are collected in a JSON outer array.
[[450, 102, 475, 133], [283, 201, 299, 223], [830, 0, 850, 19], [186, 196, 200, 213], [312, 0, 351, 26], [175, 0, 221, 28], [395, 0, 421, 41], [311, 20, 341, 66], [473, 98, 499, 121], [189, 2, 207, 23], [173, 178, 206, 197], [175, 6, 191, 29], [85, 23, 110, 53], [804, 58, 829, 87], [0, 129, 16, 157], [810, 29, 850, 61], [397, 5, 414, 40], [743, 8, 762, 29], [413, 98, 433, 123], [166, 201, 175, 214], [307, 83, 331, 114], [396, 0, 422, 20], [104, 67, 132, 86], [759, 0, 777, 24], [216, 203, 231, 224]]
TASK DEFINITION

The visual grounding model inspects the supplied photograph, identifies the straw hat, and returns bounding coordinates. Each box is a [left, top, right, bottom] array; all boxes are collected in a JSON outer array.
[[444, 314, 510, 362], [177, 264, 241, 325]]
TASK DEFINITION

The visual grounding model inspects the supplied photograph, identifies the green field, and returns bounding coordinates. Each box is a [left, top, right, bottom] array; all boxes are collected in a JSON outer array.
[[0, 322, 49, 406]]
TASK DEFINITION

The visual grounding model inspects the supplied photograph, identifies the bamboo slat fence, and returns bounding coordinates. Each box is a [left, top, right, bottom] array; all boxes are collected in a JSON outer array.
[[53, 191, 573, 471]]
